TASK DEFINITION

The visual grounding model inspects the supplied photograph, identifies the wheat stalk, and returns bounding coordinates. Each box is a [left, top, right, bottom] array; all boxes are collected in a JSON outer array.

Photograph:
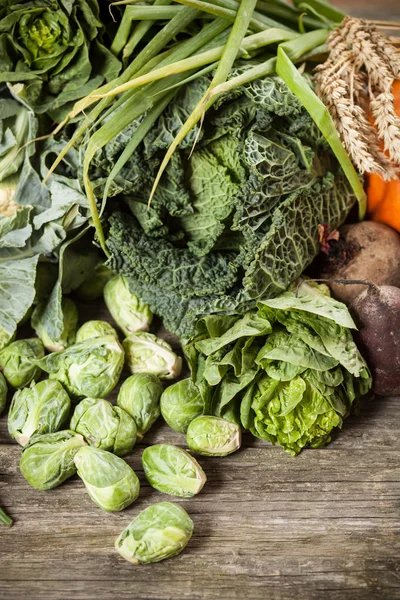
[[313, 16, 400, 178]]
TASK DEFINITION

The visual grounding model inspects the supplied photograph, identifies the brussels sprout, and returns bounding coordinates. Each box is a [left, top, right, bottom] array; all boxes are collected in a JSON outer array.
[[31, 297, 78, 352], [186, 416, 241, 457], [76, 266, 114, 302], [76, 320, 118, 343], [123, 333, 182, 380], [70, 398, 137, 456], [160, 379, 205, 434], [0, 372, 7, 416], [8, 380, 71, 446], [20, 430, 86, 490], [115, 502, 194, 564], [117, 374, 162, 438], [142, 444, 206, 498], [35, 335, 124, 400], [74, 446, 140, 512], [104, 276, 153, 335], [0, 338, 44, 389]]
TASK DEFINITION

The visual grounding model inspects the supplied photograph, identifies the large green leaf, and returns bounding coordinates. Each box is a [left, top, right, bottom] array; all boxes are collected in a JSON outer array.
[[0, 256, 39, 345]]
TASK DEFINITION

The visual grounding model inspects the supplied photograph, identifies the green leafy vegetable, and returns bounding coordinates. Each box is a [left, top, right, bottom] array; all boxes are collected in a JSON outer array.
[[160, 378, 206, 434], [187, 281, 372, 455], [35, 335, 124, 399], [104, 275, 153, 335], [8, 380, 71, 446], [74, 446, 140, 512], [70, 397, 137, 457], [123, 332, 182, 379], [115, 502, 194, 564], [142, 444, 207, 498], [186, 415, 241, 456], [0, 257, 39, 349], [20, 430, 87, 490], [0, 338, 44, 389], [0, 0, 121, 121], [105, 73, 356, 339], [76, 320, 118, 343], [117, 373, 163, 438], [31, 297, 78, 352]]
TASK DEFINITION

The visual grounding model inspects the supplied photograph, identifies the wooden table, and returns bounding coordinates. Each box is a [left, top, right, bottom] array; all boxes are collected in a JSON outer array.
[[1, 2, 400, 599]]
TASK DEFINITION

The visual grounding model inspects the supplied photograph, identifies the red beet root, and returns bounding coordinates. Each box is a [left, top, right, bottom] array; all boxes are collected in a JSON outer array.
[[350, 285, 400, 396]]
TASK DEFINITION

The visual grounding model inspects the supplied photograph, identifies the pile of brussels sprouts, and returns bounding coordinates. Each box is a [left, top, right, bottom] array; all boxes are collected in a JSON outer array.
[[0, 274, 242, 563]]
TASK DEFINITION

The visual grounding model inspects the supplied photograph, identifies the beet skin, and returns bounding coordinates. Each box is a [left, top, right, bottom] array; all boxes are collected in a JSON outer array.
[[350, 285, 400, 396]]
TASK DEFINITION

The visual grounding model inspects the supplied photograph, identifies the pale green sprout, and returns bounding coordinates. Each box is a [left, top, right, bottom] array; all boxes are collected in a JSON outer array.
[[186, 416, 241, 456], [70, 397, 137, 456], [115, 502, 194, 564], [123, 332, 182, 380], [31, 297, 79, 352], [160, 378, 204, 434], [76, 320, 118, 343], [0, 372, 7, 416], [104, 276, 153, 335], [142, 444, 206, 498], [74, 446, 140, 512], [117, 373, 163, 438], [8, 380, 71, 446], [35, 335, 124, 400], [19, 430, 87, 490], [0, 339, 44, 389]]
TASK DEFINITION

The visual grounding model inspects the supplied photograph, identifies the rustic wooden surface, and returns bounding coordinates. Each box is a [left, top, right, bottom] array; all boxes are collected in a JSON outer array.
[[1, 2, 400, 599]]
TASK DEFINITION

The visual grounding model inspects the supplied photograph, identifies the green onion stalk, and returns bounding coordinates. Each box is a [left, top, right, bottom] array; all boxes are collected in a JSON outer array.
[[47, 0, 365, 251], [0, 507, 13, 527]]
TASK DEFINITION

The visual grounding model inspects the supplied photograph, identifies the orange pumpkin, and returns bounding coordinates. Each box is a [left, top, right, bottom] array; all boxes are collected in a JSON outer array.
[[366, 80, 400, 232]]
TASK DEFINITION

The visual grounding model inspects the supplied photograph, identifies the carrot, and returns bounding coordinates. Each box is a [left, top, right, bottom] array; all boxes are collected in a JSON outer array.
[[366, 80, 400, 232]]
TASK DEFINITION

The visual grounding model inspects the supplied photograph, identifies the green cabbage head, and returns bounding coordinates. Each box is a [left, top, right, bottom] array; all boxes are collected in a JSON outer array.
[[0, 0, 121, 121]]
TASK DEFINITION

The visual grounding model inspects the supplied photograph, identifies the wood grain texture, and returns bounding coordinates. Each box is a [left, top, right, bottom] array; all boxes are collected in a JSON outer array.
[[1, 2, 400, 599]]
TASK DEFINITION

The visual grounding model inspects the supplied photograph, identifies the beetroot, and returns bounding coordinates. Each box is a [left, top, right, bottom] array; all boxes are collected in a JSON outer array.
[[350, 285, 400, 396], [316, 222, 400, 305]]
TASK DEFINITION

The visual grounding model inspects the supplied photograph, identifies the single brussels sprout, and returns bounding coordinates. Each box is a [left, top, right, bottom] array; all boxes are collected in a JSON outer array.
[[31, 297, 79, 352], [20, 430, 86, 490], [186, 416, 241, 457], [76, 320, 118, 343], [0, 372, 7, 416], [115, 502, 194, 564], [104, 276, 153, 335], [0, 338, 44, 389], [142, 444, 206, 498], [35, 335, 124, 400], [74, 446, 140, 512], [8, 380, 71, 446], [76, 265, 114, 302], [123, 333, 182, 380], [160, 379, 205, 434], [70, 398, 137, 456], [117, 374, 162, 438]]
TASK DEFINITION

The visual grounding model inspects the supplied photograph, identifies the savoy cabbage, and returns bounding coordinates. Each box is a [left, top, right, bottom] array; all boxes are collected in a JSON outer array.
[[104, 71, 356, 339]]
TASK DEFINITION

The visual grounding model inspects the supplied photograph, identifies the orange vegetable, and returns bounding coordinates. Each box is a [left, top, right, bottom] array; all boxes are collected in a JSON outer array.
[[366, 80, 400, 232]]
